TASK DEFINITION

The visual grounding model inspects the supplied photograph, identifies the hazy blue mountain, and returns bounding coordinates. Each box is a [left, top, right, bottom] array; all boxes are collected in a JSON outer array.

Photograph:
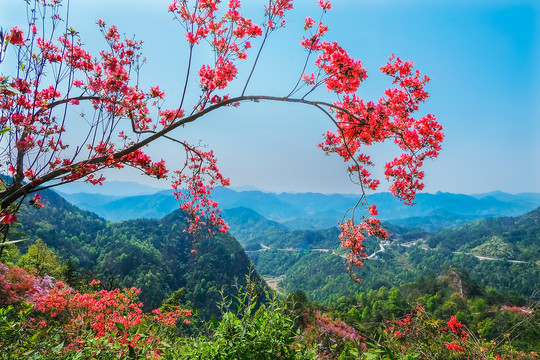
[[280, 217, 340, 230], [368, 191, 537, 219], [60, 192, 125, 211], [471, 190, 540, 204], [99, 190, 178, 221], [209, 187, 313, 221], [222, 207, 288, 246], [222, 206, 341, 251], [57, 180, 167, 196], [386, 209, 486, 232], [58, 184, 540, 230]]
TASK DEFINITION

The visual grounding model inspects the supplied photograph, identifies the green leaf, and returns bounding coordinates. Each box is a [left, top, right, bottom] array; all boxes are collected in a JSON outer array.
[[30, 329, 41, 341], [0, 126, 12, 134], [52, 341, 64, 354], [115, 322, 125, 331], [362, 353, 379, 360], [0, 238, 28, 246], [128, 345, 136, 358], [0, 84, 21, 95], [210, 315, 219, 329]]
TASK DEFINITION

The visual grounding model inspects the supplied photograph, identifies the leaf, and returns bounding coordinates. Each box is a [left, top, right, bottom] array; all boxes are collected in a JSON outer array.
[[0, 84, 21, 95], [52, 341, 64, 354], [128, 345, 136, 358], [0, 126, 12, 134], [30, 329, 42, 341], [210, 315, 219, 329], [115, 322, 125, 331], [362, 352, 379, 360]]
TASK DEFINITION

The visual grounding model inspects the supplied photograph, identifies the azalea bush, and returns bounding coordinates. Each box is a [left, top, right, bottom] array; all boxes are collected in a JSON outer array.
[[0, 263, 191, 359], [1, 263, 312, 359], [0, 0, 443, 274], [0, 262, 57, 307], [299, 309, 366, 359], [367, 305, 540, 360], [1, 262, 539, 359]]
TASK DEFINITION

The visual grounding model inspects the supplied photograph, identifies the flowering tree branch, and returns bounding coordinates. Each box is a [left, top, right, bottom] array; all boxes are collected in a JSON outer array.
[[0, 0, 443, 276]]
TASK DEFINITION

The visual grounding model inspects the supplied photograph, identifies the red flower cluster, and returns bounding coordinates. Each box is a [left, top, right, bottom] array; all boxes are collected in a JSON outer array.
[[317, 56, 442, 267], [317, 0, 332, 11], [33, 283, 191, 355], [447, 315, 467, 341], [385, 308, 474, 357], [199, 57, 238, 91], [172, 144, 230, 235], [315, 41, 368, 94], [8, 27, 26, 46], [339, 217, 388, 271], [445, 342, 465, 353]]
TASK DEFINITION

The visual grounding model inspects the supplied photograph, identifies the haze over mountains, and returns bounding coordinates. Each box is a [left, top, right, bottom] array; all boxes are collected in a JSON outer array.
[[58, 182, 540, 232]]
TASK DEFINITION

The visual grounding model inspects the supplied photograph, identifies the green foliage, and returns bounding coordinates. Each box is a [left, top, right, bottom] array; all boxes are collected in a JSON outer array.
[[279, 230, 539, 303], [17, 239, 66, 280], [0, 263, 539, 359], [0, 304, 38, 358], [471, 236, 517, 258], [168, 277, 317, 359], [426, 208, 540, 261], [326, 273, 540, 355], [14, 189, 259, 319]]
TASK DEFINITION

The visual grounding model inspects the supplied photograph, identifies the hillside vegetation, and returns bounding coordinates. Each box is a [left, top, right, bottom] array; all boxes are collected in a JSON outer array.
[[1, 189, 539, 359], [10, 189, 257, 318]]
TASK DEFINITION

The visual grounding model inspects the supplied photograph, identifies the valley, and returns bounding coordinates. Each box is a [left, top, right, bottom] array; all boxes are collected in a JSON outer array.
[[37, 185, 540, 304], [2, 184, 539, 358]]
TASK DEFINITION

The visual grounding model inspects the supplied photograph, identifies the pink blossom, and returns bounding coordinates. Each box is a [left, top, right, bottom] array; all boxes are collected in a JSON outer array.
[[8, 27, 25, 46]]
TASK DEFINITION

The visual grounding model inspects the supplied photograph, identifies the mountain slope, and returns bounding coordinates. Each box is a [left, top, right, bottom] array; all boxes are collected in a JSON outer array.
[[15, 189, 258, 317], [386, 209, 485, 232], [279, 208, 540, 302], [425, 207, 540, 261]]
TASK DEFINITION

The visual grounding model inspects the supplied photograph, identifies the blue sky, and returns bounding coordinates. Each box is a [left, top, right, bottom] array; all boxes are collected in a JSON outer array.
[[1, 0, 539, 195]]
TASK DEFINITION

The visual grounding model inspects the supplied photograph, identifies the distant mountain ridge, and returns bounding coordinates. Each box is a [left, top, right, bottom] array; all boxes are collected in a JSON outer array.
[[58, 185, 540, 230]]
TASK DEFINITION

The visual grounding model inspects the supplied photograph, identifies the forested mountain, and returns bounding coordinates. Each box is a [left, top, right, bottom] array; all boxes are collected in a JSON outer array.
[[426, 207, 540, 260], [10, 185, 540, 316], [3, 189, 539, 359], [223, 207, 342, 250], [14, 188, 258, 318], [385, 208, 485, 232], [235, 207, 540, 303]]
